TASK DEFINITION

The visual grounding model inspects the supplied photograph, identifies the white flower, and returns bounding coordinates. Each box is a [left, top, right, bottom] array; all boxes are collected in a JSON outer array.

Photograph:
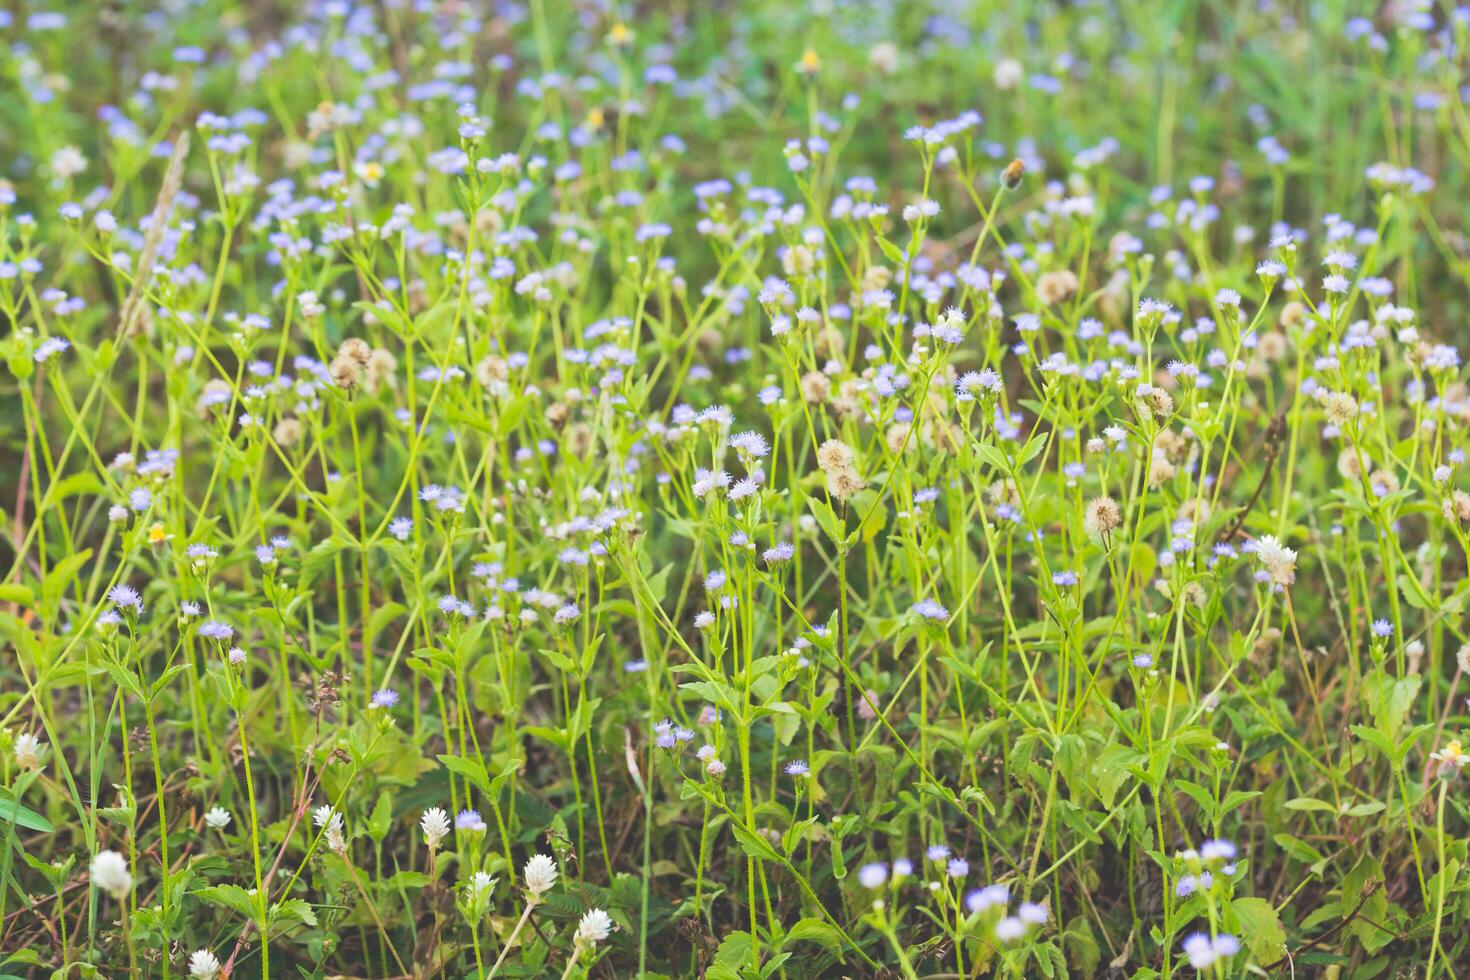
[[574, 907, 614, 946], [1430, 739, 1470, 771], [14, 732, 46, 770], [467, 871, 495, 900], [90, 850, 132, 898], [421, 807, 450, 849], [314, 805, 347, 855], [524, 853, 558, 899], [50, 146, 87, 180], [325, 815, 347, 856], [1254, 534, 1298, 586], [204, 806, 231, 830], [993, 58, 1024, 90], [188, 949, 221, 979]]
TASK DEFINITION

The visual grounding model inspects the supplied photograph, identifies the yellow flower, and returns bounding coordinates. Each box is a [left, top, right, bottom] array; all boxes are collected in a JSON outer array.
[[355, 161, 384, 186], [147, 523, 172, 546], [1430, 738, 1469, 770], [606, 23, 633, 46], [586, 108, 605, 131], [796, 48, 821, 75]]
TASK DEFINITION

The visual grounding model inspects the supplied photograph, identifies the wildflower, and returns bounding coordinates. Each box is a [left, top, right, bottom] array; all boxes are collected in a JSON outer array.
[[858, 863, 888, 888], [108, 584, 144, 615], [198, 620, 234, 642], [1254, 535, 1297, 586], [575, 908, 614, 946], [421, 807, 451, 849], [785, 760, 810, 777], [14, 733, 46, 770], [467, 871, 495, 902], [188, 950, 221, 979], [370, 688, 399, 709], [205, 806, 231, 830], [1430, 739, 1469, 771], [763, 542, 795, 564], [1181, 932, 1240, 969], [966, 884, 1009, 913], [524, 853, 559, 900], [456, 809, 486, 833], [90, 850, 132, 898], [912, 598, 949, 621]]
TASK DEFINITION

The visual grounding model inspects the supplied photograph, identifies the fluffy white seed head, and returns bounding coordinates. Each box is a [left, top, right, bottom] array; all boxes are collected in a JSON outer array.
[[90, 849, 132, 898]]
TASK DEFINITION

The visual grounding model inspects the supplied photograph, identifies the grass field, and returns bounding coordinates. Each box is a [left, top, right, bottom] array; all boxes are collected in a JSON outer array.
[[2, 1, 1470, 976]]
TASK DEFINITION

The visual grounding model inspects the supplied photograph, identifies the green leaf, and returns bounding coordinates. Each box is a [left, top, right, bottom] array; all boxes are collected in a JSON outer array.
[[195, 883, 263, 925], [0, 789, 53, 833], [437, 754, 491, 794], [1230, 897, 1286, 961], [781, 917, 842, 950]]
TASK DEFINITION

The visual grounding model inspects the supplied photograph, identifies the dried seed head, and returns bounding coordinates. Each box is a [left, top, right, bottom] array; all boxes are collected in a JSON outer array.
[[1319, 390, 1358, 426], [826, 467, 866, 501], [1036, 269, 1078, 305], [273, 417, 303, 447], [337, 337, 372, 367], [1084, 495, 1123, 536], [1443, 489, 1470, 525], [800, 370, 831, 403], [330, 356, 361, 390], [365, 348, 397, 391], [816, 438, 855, 474]]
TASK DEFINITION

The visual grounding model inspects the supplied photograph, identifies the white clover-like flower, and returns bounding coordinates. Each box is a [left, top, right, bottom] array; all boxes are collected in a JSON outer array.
[[188, 949, 221, 979], [90, 849, 132, 898], [524, 853, 559, 899], [325, 816, 347, 856], [421, 807, 450, 849], [575, 907, 614, 946], [1254, 534, 1297, 586], [14, 732, 46, 770], [204, 806, 231, 830], [467, 870, 496, 901]]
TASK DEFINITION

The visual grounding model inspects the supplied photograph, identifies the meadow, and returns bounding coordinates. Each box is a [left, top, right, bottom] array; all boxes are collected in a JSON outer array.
[[1, 0, 1469, 976]]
